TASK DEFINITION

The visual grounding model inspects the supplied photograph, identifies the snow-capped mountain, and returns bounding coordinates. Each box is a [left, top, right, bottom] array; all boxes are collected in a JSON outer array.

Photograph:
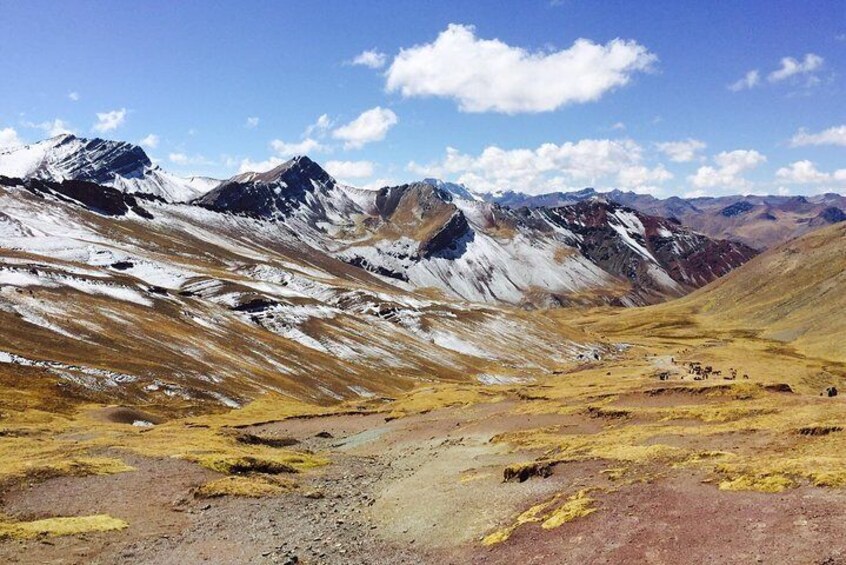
[[423, 178, 484, 202], [0, 138, 768, 406], [0, 135, 760, 309], [196, 156, 362, 231], [196, 158, 757, 306], [0, 134, 214, 202], [481, 186, 846, 250], [0, 172, 603, 408]]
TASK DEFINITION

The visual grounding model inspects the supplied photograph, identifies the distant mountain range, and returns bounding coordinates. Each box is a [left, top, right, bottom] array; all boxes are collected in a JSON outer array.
[[3, 134, 842, 252], [428, 182, 846, 251]]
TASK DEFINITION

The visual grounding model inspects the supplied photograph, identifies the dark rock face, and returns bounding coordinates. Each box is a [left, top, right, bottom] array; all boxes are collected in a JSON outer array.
[[195, 156, 333, 218], [819, 207, 846, 224], [720, 201, 755, 217], [18, 177, 152, 218], [342, 257, 409, 282], [47, 135, 152, 185], [536, 200, 757, 298], [418, 211, 471, 258]]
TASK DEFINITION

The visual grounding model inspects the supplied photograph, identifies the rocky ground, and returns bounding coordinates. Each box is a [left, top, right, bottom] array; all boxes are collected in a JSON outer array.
[[3, 390, 846, 564], [3, 337, 846, 565]]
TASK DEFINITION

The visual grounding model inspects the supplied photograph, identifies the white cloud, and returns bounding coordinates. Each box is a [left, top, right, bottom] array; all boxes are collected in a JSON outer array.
[[332, 107, 398, 149], [168, 152, 216, 167], [235, 114, 334, 174], [139, 134, 159, 149], [360, 178, 399, 190], [688, 149, 767, 190], [304, 114, 333, 137], [324, 160, 375, 180], [351, 49, 387, 69], [611, 122, 626, 131], [269, 137, 325, 156], [768, 53, 823, 83], [655, 139, 707, 162], [0, 127, 23, 149], [776, 160, 846, 185], [25, 118, 75, 137], [385, 24, 656, 114], [237, 157, 284, 174], [790, 125, 846, 147], [617, 164, 673, 193], [245, 117, 260, 128], [407, 138, 671, 195], [68, 91, 80, 101], [728, 70, 760, 91], [93, 108, 127, 133]]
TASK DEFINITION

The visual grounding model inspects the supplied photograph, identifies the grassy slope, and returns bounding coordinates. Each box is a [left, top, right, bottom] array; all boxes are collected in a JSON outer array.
[[578, 221, 846, 364]]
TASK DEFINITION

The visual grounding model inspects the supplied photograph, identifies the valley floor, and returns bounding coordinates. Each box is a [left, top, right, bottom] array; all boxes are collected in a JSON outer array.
[[2, 318, 846, 564]]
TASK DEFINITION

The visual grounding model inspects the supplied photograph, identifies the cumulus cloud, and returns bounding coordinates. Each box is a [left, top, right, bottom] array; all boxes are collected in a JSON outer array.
[[237, 157, 285, 174], [655, 139, 707, 162], [351, 49, 387, 69], [68, 91, 80, 101], [688, 149, 766, 190], [617, 164, 673, 193], [168, 153, 189, 165], [270, 137, 325, 156], [776, 160, 846, 184], [768, 53, 823, 83], [25, 118, 75, 137], [728, 70, 760, 91], [407, 138, 671, 195], [304, 114, 333, 137], [790, 125, 846, 147], [0, 127, 23, 149], [332, 107, 398, 149], [168, 153, 216, 167], [236, 114, 335, 175], [324, 160, 375, 181], [245, 117, 260, 128], [385, 24, 656, 114], [139, 134, 159, 149], [93, 108, 127, 133]]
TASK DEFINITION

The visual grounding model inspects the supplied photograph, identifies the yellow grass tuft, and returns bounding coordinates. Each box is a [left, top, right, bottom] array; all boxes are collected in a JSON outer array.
[[719, 473, 795, 493], [0, 515, 128, 540], [541, 490, 597, 529], [482, 489, 598, 546]]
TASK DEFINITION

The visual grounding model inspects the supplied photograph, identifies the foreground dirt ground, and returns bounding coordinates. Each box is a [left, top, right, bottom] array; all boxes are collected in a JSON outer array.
[[2, 328, 846, 564]]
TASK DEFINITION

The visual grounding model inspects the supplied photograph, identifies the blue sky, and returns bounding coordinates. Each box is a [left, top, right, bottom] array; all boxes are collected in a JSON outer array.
[[1, 0, 844, 196]]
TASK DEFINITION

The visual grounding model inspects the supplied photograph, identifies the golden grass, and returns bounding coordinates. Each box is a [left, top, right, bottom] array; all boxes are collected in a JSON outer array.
[[541, 490, 597, 529], [482, 489, 597, 546], [0, 391, 328, 491], [383, 384, 506, 420], [0, 514, 128, 540], [718, 473, 795, 493]]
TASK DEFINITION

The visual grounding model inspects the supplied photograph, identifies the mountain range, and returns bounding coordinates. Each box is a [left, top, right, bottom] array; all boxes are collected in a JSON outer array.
[[434, 182, 846, 251], [0, 133, 840, 408], [3, 133, 846, 563]]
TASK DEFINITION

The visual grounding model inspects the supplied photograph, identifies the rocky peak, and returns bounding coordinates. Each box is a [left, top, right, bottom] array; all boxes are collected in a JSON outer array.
[[230, 155, 333, 187], [0, 134, 201, 202], [196, 156, 352, 221], [422, 178, 480, 202]]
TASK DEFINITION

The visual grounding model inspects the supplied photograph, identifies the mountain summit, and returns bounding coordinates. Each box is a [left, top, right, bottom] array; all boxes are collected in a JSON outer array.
[[0, 134, 209, 202]]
